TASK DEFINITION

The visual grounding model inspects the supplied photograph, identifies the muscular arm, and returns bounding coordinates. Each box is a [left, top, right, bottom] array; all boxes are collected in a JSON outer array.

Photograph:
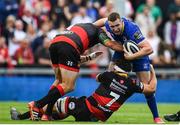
[[93, 18, 107, 27], [80, 51, 103, 64], [138, 39, 153, 56], [98, 29, 123, 52], [142, 65, 157, 94], [124, 39, 153, 60], [104, 40, 123, 52]]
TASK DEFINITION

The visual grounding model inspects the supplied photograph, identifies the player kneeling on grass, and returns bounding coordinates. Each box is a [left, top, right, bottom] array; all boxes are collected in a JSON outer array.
[[11, 61, 157, 122]]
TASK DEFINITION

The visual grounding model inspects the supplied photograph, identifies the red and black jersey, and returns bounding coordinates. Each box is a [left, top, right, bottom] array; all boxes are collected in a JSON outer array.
[[51, 23, 111, 54], [86, 71, 144, 121]]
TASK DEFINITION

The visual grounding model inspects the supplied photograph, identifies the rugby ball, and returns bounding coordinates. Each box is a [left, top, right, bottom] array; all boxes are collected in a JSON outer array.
[[123, 40, 140, 54]]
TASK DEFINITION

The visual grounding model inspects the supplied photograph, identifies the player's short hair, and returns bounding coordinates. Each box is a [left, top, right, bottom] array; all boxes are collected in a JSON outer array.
[[108, 12, 120, 22]]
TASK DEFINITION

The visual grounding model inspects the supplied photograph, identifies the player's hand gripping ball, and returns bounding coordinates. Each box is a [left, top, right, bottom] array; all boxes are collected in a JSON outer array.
[[123, 40, 140, 55]]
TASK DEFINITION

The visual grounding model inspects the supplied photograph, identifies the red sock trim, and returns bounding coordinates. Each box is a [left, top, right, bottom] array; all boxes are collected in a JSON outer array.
[[50, 85, 55, 90], [65, 97, 69, 113], [56, 84, 65, 96]]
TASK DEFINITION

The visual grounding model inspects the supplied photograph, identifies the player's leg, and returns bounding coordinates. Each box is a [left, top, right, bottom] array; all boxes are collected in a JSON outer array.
[[29, 67, 79, 120], [133, 58, 164, 123], [41, 67, 79, 120], [41, 68, 61, 120], [10, 107, 38, 120], [28, 42, 80, 120], [55, 96, 94, 121], [136, 71, 164, 123]]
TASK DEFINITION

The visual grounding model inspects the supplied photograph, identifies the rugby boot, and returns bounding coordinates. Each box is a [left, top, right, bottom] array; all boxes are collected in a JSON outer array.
[[10, 107, 20, 120], [154, 117, 165, 124]]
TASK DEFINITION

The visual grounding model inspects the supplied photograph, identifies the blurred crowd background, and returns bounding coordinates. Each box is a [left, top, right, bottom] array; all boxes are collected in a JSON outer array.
[[0, 0, 179, 70]]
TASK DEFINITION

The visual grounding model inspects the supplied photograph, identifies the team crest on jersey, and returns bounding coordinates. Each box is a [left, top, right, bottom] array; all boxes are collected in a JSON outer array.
[[134, 31, 143, 40], [68, 102, 75, 110]]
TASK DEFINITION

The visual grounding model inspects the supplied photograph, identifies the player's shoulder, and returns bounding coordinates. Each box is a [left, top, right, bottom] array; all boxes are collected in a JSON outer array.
[[122, 17, 139, 30]]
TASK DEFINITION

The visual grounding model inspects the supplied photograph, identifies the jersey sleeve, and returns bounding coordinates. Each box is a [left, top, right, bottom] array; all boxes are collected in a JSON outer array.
[[126, 23, 145, 44], [98, 29, 111, 45]]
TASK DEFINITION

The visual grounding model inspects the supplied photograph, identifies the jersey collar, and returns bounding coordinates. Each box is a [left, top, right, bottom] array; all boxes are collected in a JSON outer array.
[[120, 19, 124, 35]]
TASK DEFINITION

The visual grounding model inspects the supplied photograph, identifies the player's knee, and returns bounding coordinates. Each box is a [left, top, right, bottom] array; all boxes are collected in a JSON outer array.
[[62, 83, 75, 93], [66, 86, 75, 92]]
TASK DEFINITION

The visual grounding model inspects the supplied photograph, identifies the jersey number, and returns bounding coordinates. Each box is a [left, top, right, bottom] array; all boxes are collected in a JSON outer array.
[[105, 91, 120, 107]]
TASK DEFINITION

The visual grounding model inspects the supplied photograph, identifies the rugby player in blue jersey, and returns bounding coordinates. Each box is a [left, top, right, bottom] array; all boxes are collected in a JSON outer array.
[[94, 12, 164, 124]]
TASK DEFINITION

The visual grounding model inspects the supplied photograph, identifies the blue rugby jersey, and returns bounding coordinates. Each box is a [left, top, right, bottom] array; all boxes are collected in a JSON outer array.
[[105, 17, 150, 72]]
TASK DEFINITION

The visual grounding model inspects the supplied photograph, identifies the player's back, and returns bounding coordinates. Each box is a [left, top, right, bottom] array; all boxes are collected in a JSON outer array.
[[69, 23, 100, 52], [52, 23, 112, 55], [86, 71, 141, 121]]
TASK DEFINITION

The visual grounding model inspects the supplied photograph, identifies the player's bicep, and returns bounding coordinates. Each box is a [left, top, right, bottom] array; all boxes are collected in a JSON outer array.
[[93, 18, 107, 27], [138, 39, 153, 54]]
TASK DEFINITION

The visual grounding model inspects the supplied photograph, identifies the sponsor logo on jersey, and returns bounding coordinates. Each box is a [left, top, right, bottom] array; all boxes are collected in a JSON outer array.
[[134, 31, 143, 40]]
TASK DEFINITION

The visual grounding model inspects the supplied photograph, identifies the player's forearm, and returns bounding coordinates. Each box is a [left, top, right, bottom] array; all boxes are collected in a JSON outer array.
[[80, 51, 103, 64], [93, 18, 106, 27], [105, 41, 123, 52], [137, 40, 153, 57], [133, 47, 153, 59]]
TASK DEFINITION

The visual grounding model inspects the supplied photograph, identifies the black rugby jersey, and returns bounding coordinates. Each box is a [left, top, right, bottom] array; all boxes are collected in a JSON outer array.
[[51, 23, 110, 54], [86, 71, 143, 121]]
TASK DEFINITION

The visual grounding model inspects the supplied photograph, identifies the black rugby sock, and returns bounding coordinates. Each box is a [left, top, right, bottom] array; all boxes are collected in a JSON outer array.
[[35, 87, 62, 108], [18, 111, 30, 120], [45, 101, 56, 116], [35, 84, 65, 109]]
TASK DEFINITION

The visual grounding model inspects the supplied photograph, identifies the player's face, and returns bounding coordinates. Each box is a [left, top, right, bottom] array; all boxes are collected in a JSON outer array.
[[108, 18, 122, 35]]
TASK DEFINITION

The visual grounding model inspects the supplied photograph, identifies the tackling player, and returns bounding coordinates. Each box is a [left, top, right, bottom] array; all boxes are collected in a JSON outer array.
[[94, 12, 164, 123], [11, 61, 158, 123], [28, 23, 124, 121]]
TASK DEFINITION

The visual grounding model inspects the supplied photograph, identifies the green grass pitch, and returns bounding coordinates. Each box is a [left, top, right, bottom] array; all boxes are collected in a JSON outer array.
[[0, 102, 180, 124]]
